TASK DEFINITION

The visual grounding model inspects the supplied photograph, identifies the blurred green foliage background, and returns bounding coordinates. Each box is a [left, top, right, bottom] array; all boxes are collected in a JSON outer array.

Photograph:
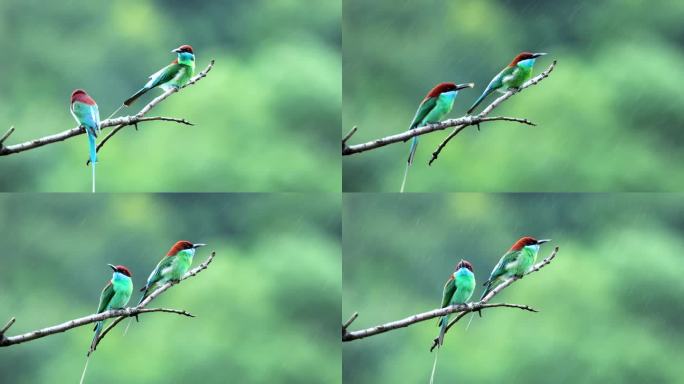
[[0, 0, 340, 192], [342, 0, 684, 191], [343, 193, 684, 383], [0, 194, 341, 383]]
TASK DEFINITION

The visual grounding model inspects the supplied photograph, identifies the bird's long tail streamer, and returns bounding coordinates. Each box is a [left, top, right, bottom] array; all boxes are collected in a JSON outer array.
[[123, 318, 133, 336], [401, 136, 419, 193], [400, 161, 411, 193], [104, 104, 125, 121], [79, 355, 91, 384], [464, 312, 476, 331], [429, 347, 440, 384], [91, 163, 96, 193]]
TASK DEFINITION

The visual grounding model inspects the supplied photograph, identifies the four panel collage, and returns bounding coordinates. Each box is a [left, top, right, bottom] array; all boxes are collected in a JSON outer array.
[[0, 1, 682, 383]]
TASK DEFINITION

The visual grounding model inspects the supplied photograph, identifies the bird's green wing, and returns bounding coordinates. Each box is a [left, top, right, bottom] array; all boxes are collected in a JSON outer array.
[[145, 256, 175, 289], [491, 66, 515, 89], [440, 275, 457, 308], [96, 282, 114, 314], [146, 63, 183, 89], [408, 96, 438, 130], [486, 249, 520, 284]]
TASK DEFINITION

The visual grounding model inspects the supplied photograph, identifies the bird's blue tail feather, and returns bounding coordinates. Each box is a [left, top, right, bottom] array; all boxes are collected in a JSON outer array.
[[87, 133, 97, 165], [408, 136, 418, 165], [467, 87, 494, 114]]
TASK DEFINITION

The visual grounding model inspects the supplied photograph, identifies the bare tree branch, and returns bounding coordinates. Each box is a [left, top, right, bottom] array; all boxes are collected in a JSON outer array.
[[0, 60, 215, 158], [342, 246, 559, 344], [0, 250, 216, 351], [341, 60, 557, 159]]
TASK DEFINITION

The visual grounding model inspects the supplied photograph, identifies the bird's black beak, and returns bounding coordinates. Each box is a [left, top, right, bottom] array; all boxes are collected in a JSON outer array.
[[456, 83, 475, 90], [536, 239, 551, 244], [172, 48, 181, 53], [192, 243, 206, 249], [532, 52, 547, 58], [107, 264, 117, 271]]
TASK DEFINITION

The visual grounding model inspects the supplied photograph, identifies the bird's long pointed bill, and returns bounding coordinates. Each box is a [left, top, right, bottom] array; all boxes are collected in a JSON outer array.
[[537, 239, 551, 244], [456, 83, 475, 90], [193, 243, 206, 248], [107, 264, 116, 271], [533, 52, 548, 58]]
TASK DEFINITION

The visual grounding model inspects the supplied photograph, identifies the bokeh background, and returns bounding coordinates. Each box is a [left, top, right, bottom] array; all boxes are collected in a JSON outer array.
[[0, 0, 340, 192], [343, 193, 684, 383], [0, 194, 341, 383], [342, 0, 684, 191]]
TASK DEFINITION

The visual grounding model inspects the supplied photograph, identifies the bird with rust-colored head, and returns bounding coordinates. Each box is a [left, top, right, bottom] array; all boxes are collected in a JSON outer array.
[[90, 264, 133, 350], [481, 236, 550, 299], [429, 259, 476, 384], [400, 82, 474, 193], [436, 259, 476, 347], [120, 45, 196, 109], [80, 264, 133, 383], [137, 240, 206, 307], [70, 89, 100, 192], [467, 52, 547, 114]]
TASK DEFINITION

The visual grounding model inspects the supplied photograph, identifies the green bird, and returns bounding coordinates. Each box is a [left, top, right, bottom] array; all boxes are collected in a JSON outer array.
[[137, 240, 206, 309], [430, 260, 475, 384], [480, 236, 550, 299], [90, 264, 133, 352], [436, 259, 476, 347], [467, 52, 547, 114], [123, 45, 196, 107], [400, 82, 474, 193], [80, 264, 133, 384]]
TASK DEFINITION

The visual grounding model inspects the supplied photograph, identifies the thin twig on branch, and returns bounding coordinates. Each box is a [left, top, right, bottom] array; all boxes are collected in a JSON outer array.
[[341, 60, 556, 160], [0, 250, 216, 352], [341, 246, 559, 345], [0, 60, 215, 158]]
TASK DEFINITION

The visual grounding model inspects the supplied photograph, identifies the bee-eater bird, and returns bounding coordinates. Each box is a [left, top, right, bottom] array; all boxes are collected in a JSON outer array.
[[400, 82, 474, 193], [467, 52, 547, 115], [136, 241, 206, 311], [105, 45, 196, 121], [80, 264, 133, 384], [436, 259, 476, 346], [481, 236, 550, 297], [429, 260, 475, 384], [70, 89, 100, 193], [123, 45, 196, 108]]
